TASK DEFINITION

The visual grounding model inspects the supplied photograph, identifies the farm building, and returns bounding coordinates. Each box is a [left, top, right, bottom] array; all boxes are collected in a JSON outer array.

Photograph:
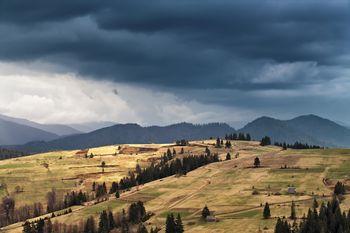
[[287, 187, 296, 194], [206, 215, 218, 222]]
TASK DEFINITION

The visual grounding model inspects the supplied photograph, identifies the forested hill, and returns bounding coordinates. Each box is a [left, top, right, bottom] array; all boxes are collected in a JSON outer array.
[[10, 122, 235, 153], [239, 114, 350, 147]]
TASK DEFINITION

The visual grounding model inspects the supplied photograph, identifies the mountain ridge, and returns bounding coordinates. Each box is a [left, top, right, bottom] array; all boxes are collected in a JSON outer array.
[[0, 114, 81, 136], [239, 114, 350, 147], [4, 114, 350, 154], [9, 122, 235, 153], [0, 118, 59, 145]]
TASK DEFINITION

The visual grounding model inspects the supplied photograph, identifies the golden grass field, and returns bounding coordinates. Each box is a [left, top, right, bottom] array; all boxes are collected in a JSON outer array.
[[2, 140, 350, 232]]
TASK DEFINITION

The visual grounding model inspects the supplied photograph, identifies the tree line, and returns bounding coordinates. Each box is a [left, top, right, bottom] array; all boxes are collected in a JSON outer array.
[[274, 142, 322, 150], [117, 151, 219, 191], [225, 133, 251, 141], [0, 148, 25, 160], [47, 189, 91, 213], [23, 201, 151, 233]]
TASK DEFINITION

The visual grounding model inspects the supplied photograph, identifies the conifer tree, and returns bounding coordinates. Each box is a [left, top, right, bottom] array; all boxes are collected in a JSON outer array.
[[254, 157, 261, 167], [180, 148, 184, 154], [216, 138, 221, 148], [108, 211, 115, 230], [201, 205, 210, 219], [334, 181, 346, 195], [44, 218, 53, 233], [313, 197, 319, 210], [23, 221, 32, 233], [165, 213, 176, 233], [290, 201, 296, 220], [226, 153, 231, 161], [98, 210, 109, 233], [84, 216, 96, 233], [263, 202, 271, 219], [175, 213, 184, 233], [167, 149, 172, 160], [115, 190, 120, 199]]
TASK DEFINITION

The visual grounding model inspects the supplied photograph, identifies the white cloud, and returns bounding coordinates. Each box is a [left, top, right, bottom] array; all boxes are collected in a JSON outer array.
[[0, 62, 252, 127]]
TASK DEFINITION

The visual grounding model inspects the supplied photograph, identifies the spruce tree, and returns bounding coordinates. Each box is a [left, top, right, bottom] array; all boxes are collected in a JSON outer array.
[[175, 213, 184, 233], [84, 216, 96, 233], [108, 211, 115, 230], [290, 201, 296, 220], [226, 153, 231, 161], [165, 213, 176, 233], [23, 221, 32, 233], [98, 210, 109, 233], [254, 157, 260, 168], [115, 190, 120, 199], [201, 205, 210, 219], [313, 197, 319, 210], [263, 202, 271, 219], [334, 181, 346, 195]]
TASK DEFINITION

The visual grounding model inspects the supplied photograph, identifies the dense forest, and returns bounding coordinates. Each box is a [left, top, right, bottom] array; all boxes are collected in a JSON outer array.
[[0, 148, 25, 160]]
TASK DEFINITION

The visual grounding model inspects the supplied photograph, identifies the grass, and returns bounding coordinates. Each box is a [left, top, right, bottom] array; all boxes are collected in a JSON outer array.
[[2, 141, 350, 233]]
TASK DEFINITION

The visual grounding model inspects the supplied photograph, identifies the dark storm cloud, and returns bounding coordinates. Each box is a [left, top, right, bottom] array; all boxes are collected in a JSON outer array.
[[0, 0, 349, 93]]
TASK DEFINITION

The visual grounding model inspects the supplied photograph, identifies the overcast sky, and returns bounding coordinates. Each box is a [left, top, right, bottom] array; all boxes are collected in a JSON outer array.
[[0, 0, 349, 128]]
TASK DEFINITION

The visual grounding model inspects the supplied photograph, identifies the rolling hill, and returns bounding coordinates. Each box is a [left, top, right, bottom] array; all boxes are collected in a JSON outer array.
[[11, 122, 235, 153], [240, 114, 350, 147]]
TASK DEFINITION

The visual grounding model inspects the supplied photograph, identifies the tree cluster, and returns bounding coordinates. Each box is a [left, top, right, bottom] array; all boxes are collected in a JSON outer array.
[[334, 181, 346, 195], [0, 148, 25, 160], [0, 196, 44, 227], [165, 213, 184, 233], [63, 190, 88, 207], [225, 133, 251, 141], [175, 140, 189, 146], [274, 197, 350, 233], [23, 201, 148, 233], [47, 189, 90, 214], [274, 142, 322, 150], [215, 138, 224, 148], [117, 153, 219, 191], [94, 182, 108, 199], [260, 136, 271, 146]]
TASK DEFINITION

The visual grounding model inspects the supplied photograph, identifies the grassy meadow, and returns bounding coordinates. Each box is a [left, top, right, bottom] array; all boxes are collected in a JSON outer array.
[[1, 140, 350, 232]]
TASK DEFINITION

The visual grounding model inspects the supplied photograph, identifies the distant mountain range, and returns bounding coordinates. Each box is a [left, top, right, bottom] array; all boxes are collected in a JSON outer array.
[[240, 115, 350, 147], [0, 114, 81, 136], [68, 121, 116, 133], [0, 114, 117, 145], [0, 118, 59, 145], [2, 114, 350, 154], [9, 123, 233, 153]]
